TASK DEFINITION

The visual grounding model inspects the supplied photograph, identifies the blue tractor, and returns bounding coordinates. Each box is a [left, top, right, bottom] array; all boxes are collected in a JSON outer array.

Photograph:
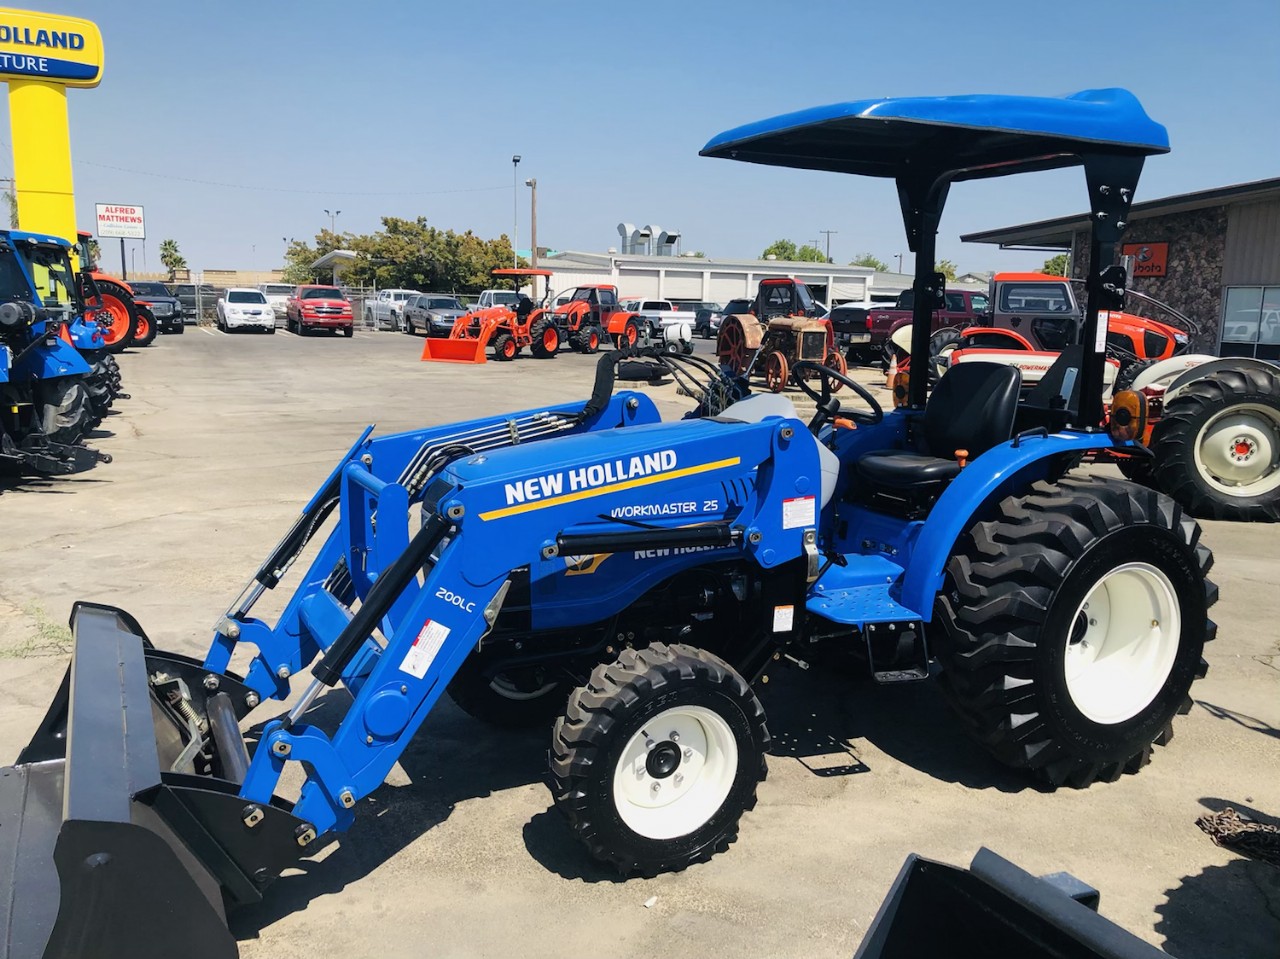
[[0, 90, 1217, 958], [0, 230, 112, 475]]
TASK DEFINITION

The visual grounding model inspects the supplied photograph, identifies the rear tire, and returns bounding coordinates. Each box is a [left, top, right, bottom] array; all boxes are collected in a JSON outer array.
[[550, 643, 768, 876], [1149, 367, 1280, 522], [937, 476, 1215, 787], [89, 280, 138, 353]]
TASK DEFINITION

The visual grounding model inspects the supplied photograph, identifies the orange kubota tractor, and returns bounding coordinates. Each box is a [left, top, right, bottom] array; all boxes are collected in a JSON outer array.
[[422, 268, 560, 364], [74, 231, 154, 351]]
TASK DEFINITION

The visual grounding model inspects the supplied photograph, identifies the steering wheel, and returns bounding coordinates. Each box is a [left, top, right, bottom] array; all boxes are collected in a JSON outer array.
[[791, 360, 882, 432]]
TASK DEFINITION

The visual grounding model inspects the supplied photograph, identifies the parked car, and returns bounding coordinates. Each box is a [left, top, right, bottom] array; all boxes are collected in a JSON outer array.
[[216, 288, 276, 333], [258, 283, 295, 319], [172, 283, 221, 321], [363, 289, 421, 329], [403, 293, 468, 336], [127, 280, 185, 334], [699, 297, 753, 339], [287, 285, 354, 337]]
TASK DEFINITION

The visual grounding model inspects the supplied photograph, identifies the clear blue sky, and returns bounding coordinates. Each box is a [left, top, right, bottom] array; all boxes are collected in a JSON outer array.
[[3, 0, 1276, 276]]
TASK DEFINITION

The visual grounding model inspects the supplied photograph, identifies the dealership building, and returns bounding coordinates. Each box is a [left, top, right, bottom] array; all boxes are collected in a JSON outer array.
[[962, 177, 1280, 360]]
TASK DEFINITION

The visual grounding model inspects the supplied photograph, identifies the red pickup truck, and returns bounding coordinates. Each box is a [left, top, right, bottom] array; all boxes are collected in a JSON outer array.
[[841, 288, 989, 365], [286, 285, 354, 337]]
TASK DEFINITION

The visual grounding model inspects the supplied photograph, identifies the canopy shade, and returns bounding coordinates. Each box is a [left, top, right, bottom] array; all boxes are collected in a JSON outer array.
[[699, 89, 1169, 183]]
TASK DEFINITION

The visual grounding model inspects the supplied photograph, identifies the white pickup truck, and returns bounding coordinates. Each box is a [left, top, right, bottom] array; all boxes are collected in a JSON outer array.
[[258, 283, 296, 319], [621, 298, 694, 353], [471, 289, 522, 312], [364, 289, 421, 330]]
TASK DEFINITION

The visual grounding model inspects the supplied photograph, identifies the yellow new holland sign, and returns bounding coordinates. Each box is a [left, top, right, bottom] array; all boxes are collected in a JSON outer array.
[[0, 7, 103, 88]]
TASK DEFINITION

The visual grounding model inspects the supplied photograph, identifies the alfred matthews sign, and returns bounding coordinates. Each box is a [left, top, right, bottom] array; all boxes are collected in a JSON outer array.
[[95, 203, 145, 240]]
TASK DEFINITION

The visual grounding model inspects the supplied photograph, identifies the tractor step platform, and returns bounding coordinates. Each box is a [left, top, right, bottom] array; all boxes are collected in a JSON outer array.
[[807, 556, 918, 626]]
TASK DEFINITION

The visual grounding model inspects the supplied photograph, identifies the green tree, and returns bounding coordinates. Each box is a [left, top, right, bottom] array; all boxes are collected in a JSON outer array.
[[690, 250, 707, 258], [281, 238, 319, 284], [2, 190, 16, 229], [850, 252, 888, 271], [795, 244, 826, 262], [761, 239, 798, 260], [159, 238, 187, 280], [936, 258, 958, 281], [1042, 253, 1069, 276]]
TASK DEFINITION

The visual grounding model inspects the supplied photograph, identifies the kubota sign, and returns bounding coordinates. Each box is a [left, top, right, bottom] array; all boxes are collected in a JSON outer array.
[[0, 8, 102, 87]]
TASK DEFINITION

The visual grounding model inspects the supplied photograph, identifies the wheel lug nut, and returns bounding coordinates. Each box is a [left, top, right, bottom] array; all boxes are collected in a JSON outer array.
[[683, 748, 692, 760], [651, 782, 660, 794], [645, 738, 654, 749], [674, 773, 683, 786], [1088, 618, 1097, 626], [1151, 619, 1159, 627], [669, 731, 679, 742]]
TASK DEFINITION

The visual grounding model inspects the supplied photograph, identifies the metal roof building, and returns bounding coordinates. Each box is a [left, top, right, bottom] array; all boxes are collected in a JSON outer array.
[[962, 177, 1280, 358]]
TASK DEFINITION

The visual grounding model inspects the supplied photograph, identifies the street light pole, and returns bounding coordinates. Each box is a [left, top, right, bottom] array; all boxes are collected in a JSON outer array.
[[525, 177, 537, 271], [511, 155, 521, 268], [895, 253, 904, 272], [324, 209, 341, 233]]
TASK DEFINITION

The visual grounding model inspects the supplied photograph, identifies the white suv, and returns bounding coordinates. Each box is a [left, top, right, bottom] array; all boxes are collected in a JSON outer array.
[[217, 288, 276, 333]]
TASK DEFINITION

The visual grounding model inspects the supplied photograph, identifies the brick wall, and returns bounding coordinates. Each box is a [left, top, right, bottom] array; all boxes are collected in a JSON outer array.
[[1071, 206, 1228, 352]]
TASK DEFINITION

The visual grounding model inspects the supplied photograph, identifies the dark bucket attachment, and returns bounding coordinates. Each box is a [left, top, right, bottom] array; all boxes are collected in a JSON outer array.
[[0, 603, 307, 959], [853, 847, 1169, 959]]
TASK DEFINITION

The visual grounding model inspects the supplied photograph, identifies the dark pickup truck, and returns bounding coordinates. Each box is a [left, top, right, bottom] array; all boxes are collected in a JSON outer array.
[[840, 288, 989, 364]]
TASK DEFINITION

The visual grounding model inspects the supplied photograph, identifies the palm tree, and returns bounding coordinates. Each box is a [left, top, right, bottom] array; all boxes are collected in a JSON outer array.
[[159, 238, 187, 280]]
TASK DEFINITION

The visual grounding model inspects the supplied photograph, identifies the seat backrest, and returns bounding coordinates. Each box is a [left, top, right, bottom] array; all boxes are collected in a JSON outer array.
[[923, 361, 1022, 459]]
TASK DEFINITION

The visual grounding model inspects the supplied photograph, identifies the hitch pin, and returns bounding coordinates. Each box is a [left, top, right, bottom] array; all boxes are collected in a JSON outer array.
[[283, 677, 325, 730]]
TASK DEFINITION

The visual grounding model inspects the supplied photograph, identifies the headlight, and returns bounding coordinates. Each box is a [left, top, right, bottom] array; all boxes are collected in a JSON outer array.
[[1173, 332, 1188, 344]]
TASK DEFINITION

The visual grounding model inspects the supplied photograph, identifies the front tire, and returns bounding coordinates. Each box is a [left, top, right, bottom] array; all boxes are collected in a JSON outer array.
[[937, 476, 1215, 788], [446, 653, 571, 728], [1149, 367, 1280, 522], [550, 643, 768, 876]]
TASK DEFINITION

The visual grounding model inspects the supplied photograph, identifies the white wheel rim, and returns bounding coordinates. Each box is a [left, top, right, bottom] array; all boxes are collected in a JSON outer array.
[[1063, 562, 1181, 725], [611, 705, 738, 840], [1193, 404, 1280, 497]]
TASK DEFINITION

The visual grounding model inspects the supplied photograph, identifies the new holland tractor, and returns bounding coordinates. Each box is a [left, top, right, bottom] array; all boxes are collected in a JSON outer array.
[[0, 90, 1219, 958], [0, 230, 113, 474]]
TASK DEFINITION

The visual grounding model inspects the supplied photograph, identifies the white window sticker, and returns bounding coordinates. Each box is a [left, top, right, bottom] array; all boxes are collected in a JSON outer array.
[[782, 495, 816, 530], [399, 619, 451, 680], [773, 605, 795, 632], [1094, 316, 1108, 352]]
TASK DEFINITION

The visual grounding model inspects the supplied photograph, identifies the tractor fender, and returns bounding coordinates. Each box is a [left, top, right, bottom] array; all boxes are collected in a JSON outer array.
[[958, 326, 1036, 351], [606, 310, 640, 335], [1158, 355, 1279, 402], [12, 334, 93, 379], [900, 431, 1118, 616]]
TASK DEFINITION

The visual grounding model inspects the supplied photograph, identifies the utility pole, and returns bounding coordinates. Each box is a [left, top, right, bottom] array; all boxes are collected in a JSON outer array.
[[895, 253, 904, 273], [525, 177, 538, 271], [819, 230, 837, 263], [511, 155, 521, 268], [119, 237, 127, 280]]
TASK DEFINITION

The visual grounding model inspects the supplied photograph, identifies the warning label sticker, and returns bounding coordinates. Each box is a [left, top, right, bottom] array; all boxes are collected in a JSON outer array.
[[773, 605, 795, 632], [782, 495, 816, 530], [398, 619, 451, 680]]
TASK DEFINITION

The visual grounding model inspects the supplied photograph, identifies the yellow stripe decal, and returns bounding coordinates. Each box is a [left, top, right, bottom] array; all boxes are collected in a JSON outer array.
[[478, 456, 742, 521]]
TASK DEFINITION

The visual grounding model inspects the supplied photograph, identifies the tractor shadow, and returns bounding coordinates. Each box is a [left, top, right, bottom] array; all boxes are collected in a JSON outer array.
[[760, 666, 1034, 793], [1195, 700, 1280, 740], [231, 688, 553, 940]]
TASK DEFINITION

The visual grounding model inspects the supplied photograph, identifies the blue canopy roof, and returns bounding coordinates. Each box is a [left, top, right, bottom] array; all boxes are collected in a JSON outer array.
[[700, 89, 1169, 182]]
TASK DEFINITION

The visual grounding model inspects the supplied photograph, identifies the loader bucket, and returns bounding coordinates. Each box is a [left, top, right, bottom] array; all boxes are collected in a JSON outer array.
[[421, 336, 488, 364], [853, 847, 1168, 959], [0, 603, 308, 959]]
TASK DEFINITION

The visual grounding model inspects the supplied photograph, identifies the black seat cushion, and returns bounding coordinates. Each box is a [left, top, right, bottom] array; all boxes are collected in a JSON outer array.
[[855, 451, 960, 490], [852, 362, 1022, 516]]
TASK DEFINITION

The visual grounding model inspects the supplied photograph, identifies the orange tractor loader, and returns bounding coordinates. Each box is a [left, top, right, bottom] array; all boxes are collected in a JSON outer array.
[[74, 231, 154, 351], [422, 268, 560, 364]]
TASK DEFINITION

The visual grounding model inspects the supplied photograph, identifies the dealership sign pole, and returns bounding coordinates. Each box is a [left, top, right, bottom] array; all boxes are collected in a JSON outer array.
[[96, 202, 144, 280], [0, 7, 104, 250]]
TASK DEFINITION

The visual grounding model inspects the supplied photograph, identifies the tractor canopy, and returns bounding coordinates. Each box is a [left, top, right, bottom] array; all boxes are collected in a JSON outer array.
[[702, 88, 1169, 423], [698, 88, 1169, 178]]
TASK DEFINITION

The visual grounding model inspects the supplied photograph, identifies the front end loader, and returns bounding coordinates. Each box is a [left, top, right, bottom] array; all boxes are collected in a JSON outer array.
[[0, 89, 1220, 957]]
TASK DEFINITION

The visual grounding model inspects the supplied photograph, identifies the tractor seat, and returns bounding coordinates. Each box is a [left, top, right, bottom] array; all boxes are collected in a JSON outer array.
[[854, 362, 1022, 517]]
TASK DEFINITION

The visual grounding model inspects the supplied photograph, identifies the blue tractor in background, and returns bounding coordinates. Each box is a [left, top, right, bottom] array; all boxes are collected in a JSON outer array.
[[0, 90, 1218, 958], [0, 230, 115, 475]]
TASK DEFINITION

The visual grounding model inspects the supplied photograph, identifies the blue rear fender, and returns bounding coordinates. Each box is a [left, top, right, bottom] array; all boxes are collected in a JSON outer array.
[[12, 336, 91, 379], [900, 431, 1121, 615]]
